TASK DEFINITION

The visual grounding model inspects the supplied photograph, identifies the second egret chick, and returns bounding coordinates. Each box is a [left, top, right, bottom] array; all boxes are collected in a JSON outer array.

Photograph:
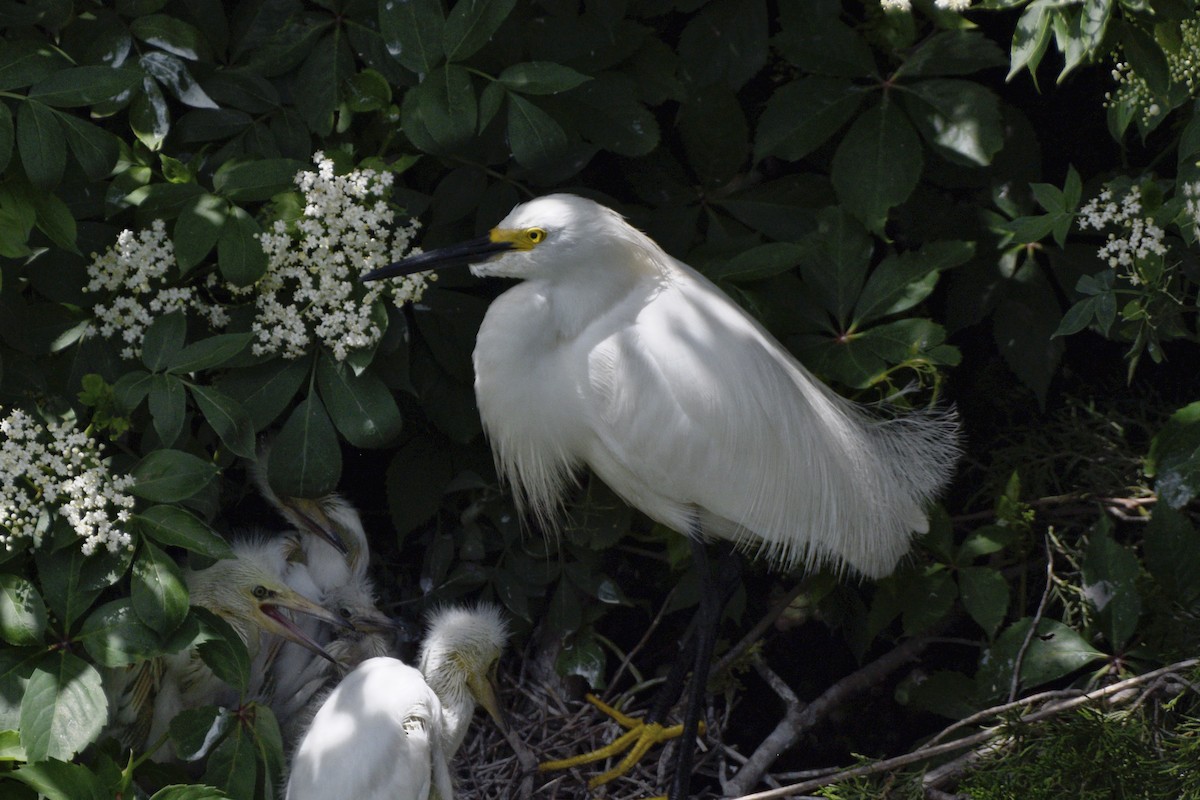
[[285, 604, 510, 800]]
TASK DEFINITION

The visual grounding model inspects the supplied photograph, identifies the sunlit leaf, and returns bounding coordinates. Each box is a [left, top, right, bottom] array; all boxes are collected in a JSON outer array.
[[19, 652, 107, 761]]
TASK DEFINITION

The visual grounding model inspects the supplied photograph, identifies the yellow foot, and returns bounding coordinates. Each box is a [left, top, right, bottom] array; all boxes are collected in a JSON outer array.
[[539, 693, 705, 788]]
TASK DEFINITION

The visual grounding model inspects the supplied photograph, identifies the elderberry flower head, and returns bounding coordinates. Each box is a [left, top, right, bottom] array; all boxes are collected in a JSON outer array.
[[239, 153, 427, 361], [934, 0, 971, 11], [1105, 16, 1200, 127], [880, 0, 912, 11], [85, 220, 229, 359], [1077, 184, 1168, 284], [0, 408, 136, 555]]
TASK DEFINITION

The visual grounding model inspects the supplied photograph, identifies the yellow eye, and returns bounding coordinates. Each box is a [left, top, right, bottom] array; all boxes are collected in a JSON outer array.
[[526, 228, 546, 244]]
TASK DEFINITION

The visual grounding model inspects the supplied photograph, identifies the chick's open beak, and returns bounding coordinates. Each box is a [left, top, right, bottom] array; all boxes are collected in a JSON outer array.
[[259, 590, 353, 666], [362, 235, 515, 281]]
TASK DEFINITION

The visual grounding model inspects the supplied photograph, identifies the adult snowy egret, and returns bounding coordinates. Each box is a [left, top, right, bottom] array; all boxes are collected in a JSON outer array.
[[284, 604, 510, 800], [364, 193, 960, 797], [108, 538, 350, 759]]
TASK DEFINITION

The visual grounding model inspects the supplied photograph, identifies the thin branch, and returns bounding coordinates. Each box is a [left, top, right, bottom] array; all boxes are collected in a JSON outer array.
[[1009, 534, 1054, 703], [731, 657, 1199, 800], [713, 578, 810, 678]]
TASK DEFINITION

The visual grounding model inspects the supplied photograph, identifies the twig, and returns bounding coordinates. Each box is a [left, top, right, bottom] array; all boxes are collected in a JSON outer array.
[[713, 579, 810, 679], [1009, 534, 1054, 703], [603, 585, 677, 699], [731, 657, 1199, 800], [722, 634, 934, 795]]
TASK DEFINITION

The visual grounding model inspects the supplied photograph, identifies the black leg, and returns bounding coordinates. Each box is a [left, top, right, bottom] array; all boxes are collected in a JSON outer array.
[[668, 537, 741, 800]]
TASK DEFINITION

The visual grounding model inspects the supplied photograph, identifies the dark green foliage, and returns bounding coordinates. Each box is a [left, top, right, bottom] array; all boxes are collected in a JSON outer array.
[[0, 0, 1197, 796]]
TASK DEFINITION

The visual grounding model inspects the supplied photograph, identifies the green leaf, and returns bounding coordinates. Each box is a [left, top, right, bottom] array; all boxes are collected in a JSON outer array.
[[708, 242, 806, 283], [796, 206, 873, 326], [498, 62, 590, 95], [27, 66, 142, 108], [215, 358, 309, 431], [168, 333, 253, 374], [188, 384, 256, 459], [212, 158, 305, 202], [132, 540, 190, 635], [34, 546, 133, 632], [0, 574, 47, 646], [958, 566, 1009, 638], [555, 631, 606, 688], [78, 599, 166, 666], [506, 94, 567, 169], [141, 312, 187, 373], [1123, 25, 1170, 97], [564, 76, 659, 157], [9, 758, 109, 800], [1008, 1, 1053, 81], [773, 0, 876, 78], [202, 719, 256, 800], [268, 394, 341, 498], [1143, 504, 1200, 605], [129, 14, 209, 61], [831, 102, 923, 233], [443, 0, 516, 62], [386, 435, 453, 536], [678, 84, 747, 188], [295, 32, 353, 136], [1081, 523, 1141, 648], [0, 103, 12, 173], [853, 241, 973, 326], [131, 449, 220, 503], [174, 194, 227, 271], [170, 706, 230, 762], [31, 190, 77, 254], [149, 373, 186, 446], [0, 41, 65, 92], [992, 262, 1063, 408], [315, 356, 403, 448], [131, 77, 171, 151], [57, 113, 119, 181], [17, 100, 66, 189], [113, 369, 155, 414], [218, 206, 267, 287], [976, 617, 1105, 700], [344, 69, 391, 112], [896, 31, 1008, 78], [400, 64, 477, 154], [19, 652, 107, 761], [379, 0, 445, 75], [754, 77, 862, 162], [677, 0, 767, 89], [193, 608, 250, 699], [1145, 401, 1200, 509], [903, 79, 1003, 167], [900, 569, 957, 634], [151, 783, 231, 800], [140, 52, 217, 109], [136, 505, 234, 560], [1053, 297, 1096, 338]]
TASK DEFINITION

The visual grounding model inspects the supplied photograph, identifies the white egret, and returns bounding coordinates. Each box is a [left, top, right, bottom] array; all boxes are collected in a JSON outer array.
[[285, 604, 510, 800], [364, 193, 961, 798], [108, 537, 350, 760]]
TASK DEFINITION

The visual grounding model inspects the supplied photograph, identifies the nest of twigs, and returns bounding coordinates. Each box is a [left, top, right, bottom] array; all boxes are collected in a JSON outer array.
[[453, 663, 736, 800]]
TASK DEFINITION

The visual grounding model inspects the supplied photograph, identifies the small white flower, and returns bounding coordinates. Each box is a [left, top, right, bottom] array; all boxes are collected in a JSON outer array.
[[0, 408, 135, 555]]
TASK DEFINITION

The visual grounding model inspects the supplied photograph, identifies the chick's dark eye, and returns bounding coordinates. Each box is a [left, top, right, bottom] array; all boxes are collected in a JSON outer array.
[[252, 585, 268, 599], [339, 607, 353, 619]]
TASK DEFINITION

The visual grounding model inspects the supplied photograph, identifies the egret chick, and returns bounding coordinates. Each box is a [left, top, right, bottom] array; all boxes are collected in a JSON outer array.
[[285, 604, 510, 800], [110, 539, 349, 759], [364, 193, 960, 798]]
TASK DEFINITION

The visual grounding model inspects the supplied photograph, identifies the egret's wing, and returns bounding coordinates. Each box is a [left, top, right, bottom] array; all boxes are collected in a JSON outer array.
[[584, 264, 953, 577], [286, 658, 445, 800]]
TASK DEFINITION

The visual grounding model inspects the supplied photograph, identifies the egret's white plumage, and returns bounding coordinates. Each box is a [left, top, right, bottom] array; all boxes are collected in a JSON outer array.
[[374, 193, 958, 578], [285, 604, 510, 800]]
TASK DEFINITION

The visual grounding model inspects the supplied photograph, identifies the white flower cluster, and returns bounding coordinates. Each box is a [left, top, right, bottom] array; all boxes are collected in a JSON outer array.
[[0, 408, 136, 555], [934, 0, 971, 10], [240, 153, 427, 361], [1183, 181, 1200, 234], [880, 0, 911, 11], [1106, 16, 1200, 125], [1077, 185, 1168, 283], [86, 220, 229, 360]]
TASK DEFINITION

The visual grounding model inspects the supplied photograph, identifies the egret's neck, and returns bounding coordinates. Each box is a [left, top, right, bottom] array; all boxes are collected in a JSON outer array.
[[424, 665, 475, 758], [541, 245, 665, 341]]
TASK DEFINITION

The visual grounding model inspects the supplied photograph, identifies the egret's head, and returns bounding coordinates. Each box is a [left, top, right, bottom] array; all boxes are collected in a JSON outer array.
[[250, 448, 352, 558], [190, 549, 351, 665], [418, 603, 510, 729], [324, 575, 413, 640], [362, 194, 643, 284]]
